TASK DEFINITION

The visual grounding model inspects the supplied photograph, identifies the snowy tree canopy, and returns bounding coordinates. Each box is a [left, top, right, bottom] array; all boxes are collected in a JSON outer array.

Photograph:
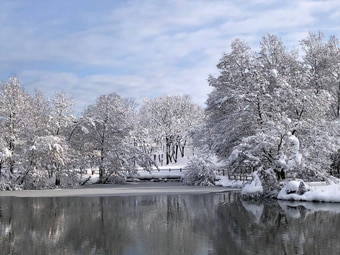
[[204, 33, 340, 196], [138, 95, 204, 165]]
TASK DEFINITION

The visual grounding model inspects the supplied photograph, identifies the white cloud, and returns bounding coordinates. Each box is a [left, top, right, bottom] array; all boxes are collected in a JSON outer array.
[[1, 0, 339, 114]]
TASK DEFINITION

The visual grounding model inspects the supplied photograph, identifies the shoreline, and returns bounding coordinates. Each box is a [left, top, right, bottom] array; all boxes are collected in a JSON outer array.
[[0, 182, 240, 198]]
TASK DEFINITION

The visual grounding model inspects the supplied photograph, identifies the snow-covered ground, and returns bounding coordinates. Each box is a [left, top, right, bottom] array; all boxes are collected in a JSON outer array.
[[215, 175, 244, 188], [278, 182, 340, 203], [137, 168, 185, 180], [216, 174, 340, 203]]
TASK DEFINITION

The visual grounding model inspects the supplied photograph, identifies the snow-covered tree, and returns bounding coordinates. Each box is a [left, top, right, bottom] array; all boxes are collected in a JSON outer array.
[[301, 32, 340, 118], [139, 95, 203, 165], [81, 93, 151, 183], [0, 76, 31, 174], [183, 156, 216, 186], [48, 92, 74, 136], [27, 90, 52, 137], [205, 33, 340, 197], [20, 135, 69, 188], [205, 39, 258, 158], [0, 138, 11, 175], [190, 118, 215, 154]]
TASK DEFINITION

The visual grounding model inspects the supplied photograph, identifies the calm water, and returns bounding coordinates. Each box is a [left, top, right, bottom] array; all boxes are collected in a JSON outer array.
[[0, 191, 339, 255]]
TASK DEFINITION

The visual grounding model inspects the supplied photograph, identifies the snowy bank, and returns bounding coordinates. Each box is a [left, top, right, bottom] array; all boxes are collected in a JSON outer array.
[[241, 174, 263, 198], [278, 181, 340, 203], [236, 170, 340, 203], [215, 176, 244, 188]]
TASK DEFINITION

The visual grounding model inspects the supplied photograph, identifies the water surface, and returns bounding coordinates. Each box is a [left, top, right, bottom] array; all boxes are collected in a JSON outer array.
[[0, 189, 339, 255]]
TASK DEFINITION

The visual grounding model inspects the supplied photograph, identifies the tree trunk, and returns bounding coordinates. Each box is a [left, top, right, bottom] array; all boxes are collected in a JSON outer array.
[[280, 169, 285, 180], [9, 141, 15, 174], [179, 140, 186, 157], [99, 160, 104, 183], [55, 173, 60, 186], [166, 137, 171, 165], [174, 145, 178, 163], [9, 160, 14, 174], [99, 123, 107, 183]]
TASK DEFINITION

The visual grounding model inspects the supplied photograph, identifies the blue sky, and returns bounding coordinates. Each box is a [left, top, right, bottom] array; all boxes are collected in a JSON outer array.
[[1, 0, 339, 114]]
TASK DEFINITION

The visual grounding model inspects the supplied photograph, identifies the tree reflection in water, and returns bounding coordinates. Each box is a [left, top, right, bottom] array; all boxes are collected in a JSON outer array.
[[0, 192, 339, 255]]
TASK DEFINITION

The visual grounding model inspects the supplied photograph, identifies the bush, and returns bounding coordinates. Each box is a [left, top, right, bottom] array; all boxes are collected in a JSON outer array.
[[183, 156, 216, 186]]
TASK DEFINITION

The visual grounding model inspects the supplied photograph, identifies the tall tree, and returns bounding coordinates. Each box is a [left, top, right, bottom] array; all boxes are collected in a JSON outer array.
[[205, 34, 339, 197], [81, 93, 143, 183], [301, 32, 340, 118], [205, 39, 258, 157], [0, 76, 30, 174]]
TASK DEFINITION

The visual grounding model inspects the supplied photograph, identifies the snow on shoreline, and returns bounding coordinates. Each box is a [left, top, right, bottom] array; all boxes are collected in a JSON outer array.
[[216, 175, 340, 203], [215, 175, 244, 188], [278, 183, 340, 203]]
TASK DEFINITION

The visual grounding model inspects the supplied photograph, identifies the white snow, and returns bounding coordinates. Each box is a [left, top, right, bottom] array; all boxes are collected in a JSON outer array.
[[0, 148, 11, 159], [215, 175, 244, 188], [217, 169, 340, 203], [270, 68, 278, 77], [227, 148, 241, 162], [278, 182, 340, 203], [137, 168, 185, 180], [287, 135, 302, 166], [241, 174, 263, 196], [285, 180, 302, 193]]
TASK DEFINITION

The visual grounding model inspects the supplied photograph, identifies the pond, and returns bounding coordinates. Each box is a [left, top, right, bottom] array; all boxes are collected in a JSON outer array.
[[0, 188, 339, 255]]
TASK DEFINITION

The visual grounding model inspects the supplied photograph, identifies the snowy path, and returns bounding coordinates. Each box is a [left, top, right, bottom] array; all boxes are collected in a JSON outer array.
[[0, 182, 239, 197]]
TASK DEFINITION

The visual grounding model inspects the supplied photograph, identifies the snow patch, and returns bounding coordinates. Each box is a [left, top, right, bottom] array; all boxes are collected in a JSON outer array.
[[215, 176, 243, 188], [278, 182, 340, 203], [270, 69, 278, 77], [241, 174, 263, 197]]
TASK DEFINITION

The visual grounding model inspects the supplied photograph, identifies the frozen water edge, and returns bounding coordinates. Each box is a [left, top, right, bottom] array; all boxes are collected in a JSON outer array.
[[0, 182, 240, 198]]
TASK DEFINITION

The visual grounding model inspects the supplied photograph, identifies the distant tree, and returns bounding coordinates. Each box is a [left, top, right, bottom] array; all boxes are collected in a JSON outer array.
[[27, 90, 52, 137], [81, 93, 152, 183], [139, 95, 204, 165], [48, 92, 74, 136], [0, 76, 31, 174], [0, 138, 11, 175], [20, 135, 69, 188]]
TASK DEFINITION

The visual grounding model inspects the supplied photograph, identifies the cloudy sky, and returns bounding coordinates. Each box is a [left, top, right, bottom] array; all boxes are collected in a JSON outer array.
[[1, 0, 339, 114]]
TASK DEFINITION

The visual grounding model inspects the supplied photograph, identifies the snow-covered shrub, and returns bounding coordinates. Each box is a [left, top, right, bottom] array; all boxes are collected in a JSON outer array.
[[241, 169, 281, 199], [277, 180, 310, 199], [241, 173, 263, 199], [183, 156, 216, 186], [284, 180, 309, 195]]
